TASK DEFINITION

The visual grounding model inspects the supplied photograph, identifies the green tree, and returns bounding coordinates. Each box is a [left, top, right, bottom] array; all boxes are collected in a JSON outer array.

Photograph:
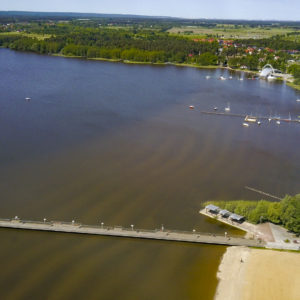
[[197, 52, 218, 66]]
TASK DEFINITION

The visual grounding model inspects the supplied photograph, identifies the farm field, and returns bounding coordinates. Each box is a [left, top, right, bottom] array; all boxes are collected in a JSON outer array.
[[168, 25, 300, 39]]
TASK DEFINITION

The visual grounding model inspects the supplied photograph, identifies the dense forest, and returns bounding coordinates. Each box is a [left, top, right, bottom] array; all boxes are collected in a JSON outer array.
[[205, 194, 300, 235], [0, 27, 220, 64]]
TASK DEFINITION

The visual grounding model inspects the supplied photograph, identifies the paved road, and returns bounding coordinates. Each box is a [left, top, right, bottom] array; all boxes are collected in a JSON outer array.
[[0, 218, 264, 247]]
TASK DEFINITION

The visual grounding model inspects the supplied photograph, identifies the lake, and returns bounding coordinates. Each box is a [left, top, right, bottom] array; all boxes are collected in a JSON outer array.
[[0, 49, 299, 300]]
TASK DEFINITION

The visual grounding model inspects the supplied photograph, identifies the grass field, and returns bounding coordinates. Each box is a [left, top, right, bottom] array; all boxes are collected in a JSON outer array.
[[168, 25, 300, 39], [0, 32, 52, 40]]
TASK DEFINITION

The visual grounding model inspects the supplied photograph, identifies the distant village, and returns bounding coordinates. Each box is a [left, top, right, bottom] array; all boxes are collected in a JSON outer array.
[[191, 38, 300, 72]]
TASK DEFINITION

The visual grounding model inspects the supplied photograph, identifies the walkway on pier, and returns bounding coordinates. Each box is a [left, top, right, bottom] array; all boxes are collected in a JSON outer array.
[[0, 218, 264, 247]]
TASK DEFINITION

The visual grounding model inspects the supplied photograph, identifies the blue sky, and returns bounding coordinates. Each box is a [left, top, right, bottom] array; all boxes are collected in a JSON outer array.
[[2, 0, 300, 20]]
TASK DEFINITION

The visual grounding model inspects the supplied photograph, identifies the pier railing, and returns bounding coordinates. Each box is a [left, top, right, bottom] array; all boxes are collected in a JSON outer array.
[[0, 217, 248, 240]]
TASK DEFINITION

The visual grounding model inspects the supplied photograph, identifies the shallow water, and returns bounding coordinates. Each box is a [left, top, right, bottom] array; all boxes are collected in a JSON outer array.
[[0, 49, 299, 299]]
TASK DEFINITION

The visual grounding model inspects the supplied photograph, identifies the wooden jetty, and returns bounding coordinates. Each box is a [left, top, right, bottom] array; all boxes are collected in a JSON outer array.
[[200, 110, 300, 124], [0, 218, 264, 247]]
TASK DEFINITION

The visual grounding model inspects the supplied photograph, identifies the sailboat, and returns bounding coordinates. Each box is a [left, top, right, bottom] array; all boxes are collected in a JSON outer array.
[[225, 103, 230, 112]]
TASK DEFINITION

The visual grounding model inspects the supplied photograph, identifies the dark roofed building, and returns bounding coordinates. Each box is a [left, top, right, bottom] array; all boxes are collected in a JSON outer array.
[[205, 204, 220, 214], [219, 209, 230, 218], [229, 213, 245, 223]]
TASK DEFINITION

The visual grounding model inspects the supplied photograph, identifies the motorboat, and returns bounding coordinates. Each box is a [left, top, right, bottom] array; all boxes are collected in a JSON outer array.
[[296, 99, 300, 102], [257, 121, 261, 125], [214, 107, 218, 111], [189, 105, 195, 109], [219, 76, 226, 80], [225, 103, 230, 112], [245, 116, 257, 123], [276, 120, 281, 125], [206, 75, 211, 79], [25, 97, 31, 101], [242, 123, 249, 127]]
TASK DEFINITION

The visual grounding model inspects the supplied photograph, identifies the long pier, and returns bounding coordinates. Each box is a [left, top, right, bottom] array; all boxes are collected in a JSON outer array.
[[200, 110, 300, 124], [0, 218, 264, 247]]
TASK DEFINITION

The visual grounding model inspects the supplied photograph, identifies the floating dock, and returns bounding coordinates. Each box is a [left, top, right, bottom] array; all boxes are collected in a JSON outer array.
[[200, 111, 300, 124], [0, 218, 264, 247]]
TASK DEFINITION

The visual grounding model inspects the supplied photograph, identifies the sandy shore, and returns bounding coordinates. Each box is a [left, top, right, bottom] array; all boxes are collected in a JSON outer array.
[[215, 246, 300, 300]]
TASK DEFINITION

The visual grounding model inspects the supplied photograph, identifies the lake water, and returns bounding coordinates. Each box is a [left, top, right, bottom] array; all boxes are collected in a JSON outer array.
[[0, 48, 299, 300]]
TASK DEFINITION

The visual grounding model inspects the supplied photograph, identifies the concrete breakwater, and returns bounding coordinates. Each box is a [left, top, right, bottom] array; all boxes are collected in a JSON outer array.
[[0, 218, 264, 247]]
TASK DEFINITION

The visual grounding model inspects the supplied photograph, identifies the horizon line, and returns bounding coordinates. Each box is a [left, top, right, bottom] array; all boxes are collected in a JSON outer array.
[[1, 10, 300, 22]]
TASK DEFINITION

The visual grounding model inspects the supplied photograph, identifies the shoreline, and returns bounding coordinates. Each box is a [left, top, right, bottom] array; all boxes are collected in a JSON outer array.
[[37, 53, 300, 91], [215, 246, 300, 300], [2, 48, 299, 90]]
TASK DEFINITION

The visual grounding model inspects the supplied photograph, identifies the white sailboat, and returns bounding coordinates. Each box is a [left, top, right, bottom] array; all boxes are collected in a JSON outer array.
[[225, 103, 230, 112]]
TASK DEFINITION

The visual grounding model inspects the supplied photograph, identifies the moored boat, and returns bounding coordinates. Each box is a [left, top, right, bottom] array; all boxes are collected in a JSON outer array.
[[245, 116, 257, 123], [225, 103, 230, 112]]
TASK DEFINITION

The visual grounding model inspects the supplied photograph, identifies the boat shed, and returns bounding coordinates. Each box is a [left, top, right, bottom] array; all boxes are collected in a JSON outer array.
[[229, 213, 245, 223], [205, 204, 220, 214], [219, 209, 230, 218]]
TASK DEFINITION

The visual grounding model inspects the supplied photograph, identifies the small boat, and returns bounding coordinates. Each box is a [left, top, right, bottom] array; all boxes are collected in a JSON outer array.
[[229, 76, 233, 80], [296, 99, 300, 102], [225, 103, 230, 112], [257, 121, 261, 125], [25, 97, 31, 101], [189, 105, 195, 109], [206, 75, 211, 79], [213, 107, 218, 111], [242, 123, 249, 127], [245, 116, 257, 123], [239, 78, 244, 81], [276, 120, 281, 125], [267, 75, 276, 81], [219, 76, 226, 80]]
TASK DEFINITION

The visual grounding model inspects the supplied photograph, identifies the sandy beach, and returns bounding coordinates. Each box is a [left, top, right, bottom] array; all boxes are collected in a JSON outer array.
[[215, 246, 300, 300]]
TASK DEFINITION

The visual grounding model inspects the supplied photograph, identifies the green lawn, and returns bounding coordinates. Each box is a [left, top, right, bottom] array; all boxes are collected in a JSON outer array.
[[0, 32, 52, 40]]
